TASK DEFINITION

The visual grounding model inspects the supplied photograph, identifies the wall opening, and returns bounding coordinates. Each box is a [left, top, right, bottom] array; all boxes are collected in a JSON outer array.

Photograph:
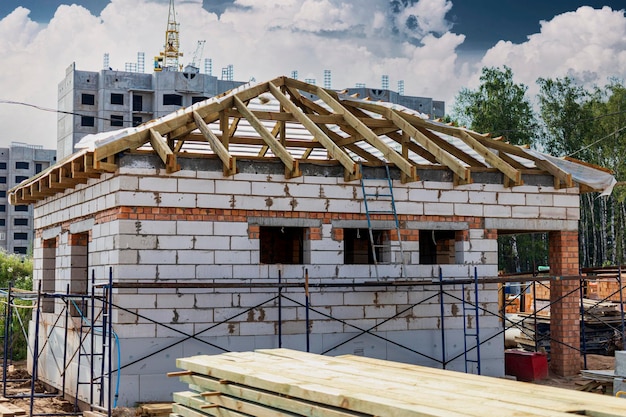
[[419, 230, 456, 265], [260, 226, 304, 264], [42, 238, 56, 313], [344, 228, 385, 264]]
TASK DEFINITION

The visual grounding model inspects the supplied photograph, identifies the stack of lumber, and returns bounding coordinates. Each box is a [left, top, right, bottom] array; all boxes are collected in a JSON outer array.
[[171, 348, 626, 417], [0, 400, 25, 417], [136, 403, 172, 417], [513, 298, 623, 355]]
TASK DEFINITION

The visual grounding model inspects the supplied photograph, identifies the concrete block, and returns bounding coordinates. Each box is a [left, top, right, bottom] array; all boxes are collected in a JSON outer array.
[[214, 221, 248, 236], [155, 323, 196, 338], [235, 195, 276, 210], [138, 177, 178, 192], [539, 206, 567, 219], [424, 202, 453, 216], [177, 220, 213, 235], [613, 377, 626, 396], [566, 208, 580, 221], [484, 204, 512, 217], [215, 179, 251, 195], [395, 201, 424, 215], [408, 188, 440, 202], [192, 292, 234, 309], [117, 264, 158, 279], [310, 319, 344, 334], [117, 175, 139, 191], [157, 264, 196, 280], [156, 293, 196, 308], [117, 191, 159, 207], [134, 220, 176, 236], [375, 317, 409, 332], [138, 249, 177, 264], [196, 193, 233, 209], [320, 184, 360, 199], [469, 191, 497, 204], [158, 192, 197, 208], [330, 305, 366, 320], [469, 239, 498, 252], [196, 264, 233, 279], [232, 264, 270, 279], [178, 250, 214, 264], [114, 294, 156, 309], [215, 250, 251, 264], [240, 322, 276, 336], [364, 305, 397, 319], [251, 181, 289, 197], [512, 206, 539, 218], [497, 192, 526, 205], [439, 190, 469, 203], [526, 193, 553, 206], [454, 203, 483, 217], [195, 236, 230, 250], [554, 194, 580, 208], [157, 235, 195, 250], [178, 178, 214, 193]]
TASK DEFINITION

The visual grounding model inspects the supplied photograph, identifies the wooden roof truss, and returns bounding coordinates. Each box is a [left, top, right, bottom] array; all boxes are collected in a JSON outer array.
[[9, 76, 609, 205]]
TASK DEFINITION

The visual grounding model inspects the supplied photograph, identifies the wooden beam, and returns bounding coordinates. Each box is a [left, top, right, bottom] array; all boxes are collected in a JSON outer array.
[[458, 130, 521, 185], [149, 128, 180, 173], [313, 87, 416, 181], [193, 111, 237, 176], [233, 95, 300, 178], [268, 81, 358, 180]]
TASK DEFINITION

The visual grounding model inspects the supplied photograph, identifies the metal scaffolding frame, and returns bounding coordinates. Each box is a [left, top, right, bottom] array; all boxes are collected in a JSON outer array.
[[2, 266, 625, 414]]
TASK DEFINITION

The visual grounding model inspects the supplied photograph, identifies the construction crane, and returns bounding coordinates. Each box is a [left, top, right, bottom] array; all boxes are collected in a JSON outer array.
[[191, 40, 206, 69], [154, 0, 183, 71]]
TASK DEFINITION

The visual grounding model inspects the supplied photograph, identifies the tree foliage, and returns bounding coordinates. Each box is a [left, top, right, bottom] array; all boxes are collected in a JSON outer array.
[[0, 250, 33, 360], [453, 66, 626, 271], [453, 66, 538, 146]]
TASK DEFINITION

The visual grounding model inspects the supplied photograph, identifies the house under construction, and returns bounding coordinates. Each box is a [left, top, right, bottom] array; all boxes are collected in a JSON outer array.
[[8, 76, 616, 408]]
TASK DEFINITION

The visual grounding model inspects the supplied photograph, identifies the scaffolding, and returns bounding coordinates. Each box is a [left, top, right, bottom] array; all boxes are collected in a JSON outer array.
[[2, 267, 625, 414]]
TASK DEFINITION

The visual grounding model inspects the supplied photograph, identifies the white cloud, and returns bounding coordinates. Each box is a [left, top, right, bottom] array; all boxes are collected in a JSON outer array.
[[479, 6, 626, 98], [0, 1, 624, 150]]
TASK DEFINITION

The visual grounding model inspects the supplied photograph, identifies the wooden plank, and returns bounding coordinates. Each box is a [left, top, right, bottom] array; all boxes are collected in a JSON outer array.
[[180, 374, 366, 417], [173, 402, 247, 417], [312, 87, 416, 182], [179, 349, 626, 417], [268, 81, 358, 180], [233, 95, 300, 178], [192, 111, 236, 176], [175, 390, 302, 417], [149, 129, 179, 174], [177, 354, 505, 417], [458, 130, 521, 185]]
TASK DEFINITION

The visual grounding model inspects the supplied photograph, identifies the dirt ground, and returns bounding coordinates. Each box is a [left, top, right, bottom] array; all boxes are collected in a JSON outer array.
[[0, 355, 619, 415]]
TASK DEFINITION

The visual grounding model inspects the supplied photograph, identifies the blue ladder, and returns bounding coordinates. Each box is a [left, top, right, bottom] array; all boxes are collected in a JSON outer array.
[[360, 163, 406, 279], [462, 267, 481, 374]]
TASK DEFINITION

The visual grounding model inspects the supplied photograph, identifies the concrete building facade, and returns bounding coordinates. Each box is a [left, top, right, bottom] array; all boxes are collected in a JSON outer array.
[[0, 142, 56, 255], [10, 77, 614, 407], [57, 63, 246, 160]]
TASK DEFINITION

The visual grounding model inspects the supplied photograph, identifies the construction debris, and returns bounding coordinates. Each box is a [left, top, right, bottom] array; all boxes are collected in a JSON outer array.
[[171, 348, 626, 417]]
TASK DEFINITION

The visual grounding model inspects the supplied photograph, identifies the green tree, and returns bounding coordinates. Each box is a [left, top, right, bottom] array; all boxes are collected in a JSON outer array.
[[452, 66, 538, 146], [0, 250, 33, 360]]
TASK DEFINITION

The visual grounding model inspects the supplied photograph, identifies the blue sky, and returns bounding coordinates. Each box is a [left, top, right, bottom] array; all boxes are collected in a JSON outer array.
[[0, 0, 625, 148]]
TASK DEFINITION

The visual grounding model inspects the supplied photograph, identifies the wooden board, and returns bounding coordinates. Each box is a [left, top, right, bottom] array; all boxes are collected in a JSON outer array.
[[173, 348, 626, 417]]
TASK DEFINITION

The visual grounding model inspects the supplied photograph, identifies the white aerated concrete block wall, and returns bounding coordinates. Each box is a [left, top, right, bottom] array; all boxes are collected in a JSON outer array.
[[28, 166, 580, 406]]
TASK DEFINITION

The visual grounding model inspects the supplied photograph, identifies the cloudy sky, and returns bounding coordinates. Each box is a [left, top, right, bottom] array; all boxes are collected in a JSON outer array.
[[0, 0, 625, 150]]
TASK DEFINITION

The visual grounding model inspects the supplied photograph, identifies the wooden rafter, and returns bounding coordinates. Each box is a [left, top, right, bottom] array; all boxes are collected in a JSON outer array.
[[268, 81, 358, 180], [193, 111, 237, 176], [311, 86, 416, 182], [233, 95, 301, 178], [149, 129, 180, 174], [458, 130, 521, 186]]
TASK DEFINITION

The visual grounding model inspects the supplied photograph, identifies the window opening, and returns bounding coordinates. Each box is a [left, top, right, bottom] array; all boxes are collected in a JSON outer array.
[[419, 230, 456, 265], [344, 228, 385, 264], [132, 94, 143, 111], [260, 226, 304, 264], [15, 205, 28, 212], [132, 116, 142, 127], [163, 93, 183, 106], [13, 232, 27, 240], [15, 162, 29, 170], [15, 176, 28, 183], [70, 232, 89, 317], [110, 114, 124, 127], [111, 93, 124, 105], [0, 162, 6, 170], [81, 93, 95, 105], [14, 218, 28, 226], [81, 116, 95, 127], [35, 163, 43, 174], [42, 239, 56, 313]]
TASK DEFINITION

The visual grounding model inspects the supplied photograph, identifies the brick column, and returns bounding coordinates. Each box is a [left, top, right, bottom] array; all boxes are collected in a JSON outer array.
[[548, 230, 580, 376]]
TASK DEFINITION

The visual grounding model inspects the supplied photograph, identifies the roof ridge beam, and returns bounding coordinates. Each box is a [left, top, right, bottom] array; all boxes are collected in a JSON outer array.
[[268, 81, 359, 181]]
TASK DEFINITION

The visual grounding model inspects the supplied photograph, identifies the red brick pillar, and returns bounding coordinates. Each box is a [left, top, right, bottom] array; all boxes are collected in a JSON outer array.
[[548, 230, 580, 376]]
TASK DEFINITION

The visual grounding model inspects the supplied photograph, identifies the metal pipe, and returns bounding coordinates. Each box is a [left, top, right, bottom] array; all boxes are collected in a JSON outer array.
[[474, 267, 481, 375], [438, 267, 446, 369], [30, 281, 43, 417], [278, 270, 282, 348], [305, 268, 310, 353]]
